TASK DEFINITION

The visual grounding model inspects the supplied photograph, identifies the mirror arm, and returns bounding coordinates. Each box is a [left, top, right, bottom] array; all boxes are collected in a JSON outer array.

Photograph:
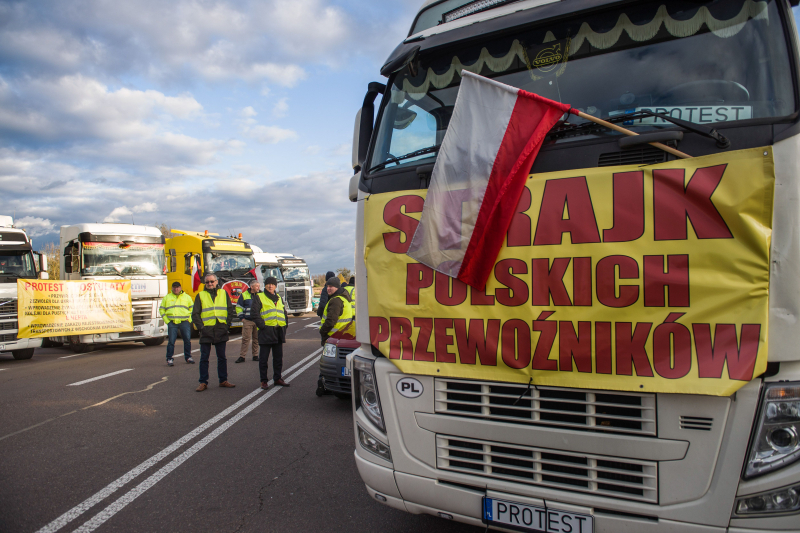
[[358, 82, 387, 168]]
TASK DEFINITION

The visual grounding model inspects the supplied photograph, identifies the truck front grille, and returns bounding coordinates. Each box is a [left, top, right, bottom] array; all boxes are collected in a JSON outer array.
[[338, 347, 356, 359], [435, 379, 656, 436], [286, 290, 307, 309], [132, 303, 153, 326], [0, 332, 18, 342], [437, 435, 658, 503], [0, 320, 17, 331]]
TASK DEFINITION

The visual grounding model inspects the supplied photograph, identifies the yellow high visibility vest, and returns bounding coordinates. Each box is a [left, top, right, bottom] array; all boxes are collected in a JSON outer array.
[[198, 290, 228, 326], [320, 294, 355, 336], [159, 292, 193, 324], [235, 290, 252, 316], [344, 286, 356, 312], [256, 293, 286, 327]]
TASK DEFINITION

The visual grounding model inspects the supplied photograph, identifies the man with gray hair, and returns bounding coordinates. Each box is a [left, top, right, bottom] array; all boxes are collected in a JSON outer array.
[[234, 279, 261, 364], [191, 272, 236, 392]]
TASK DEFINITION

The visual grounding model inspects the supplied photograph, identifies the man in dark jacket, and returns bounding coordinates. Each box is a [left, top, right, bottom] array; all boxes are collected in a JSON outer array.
[[316, 270, 335, 318], [319, 277, 355, 346], [251, 276, 289, 389], [192, 273, 236, 391]]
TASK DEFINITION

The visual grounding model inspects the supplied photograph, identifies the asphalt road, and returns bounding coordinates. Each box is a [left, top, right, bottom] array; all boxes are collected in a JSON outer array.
[[0, 313, 483, 533]]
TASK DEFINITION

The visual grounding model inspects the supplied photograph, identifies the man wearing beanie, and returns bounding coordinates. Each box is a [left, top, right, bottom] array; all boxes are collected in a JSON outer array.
[[159, 281, 194, 366], [250, 276, 290, 388], [234, 279, 260, 364], [316, 270, 336, 318], [319, 276, 355, 346]]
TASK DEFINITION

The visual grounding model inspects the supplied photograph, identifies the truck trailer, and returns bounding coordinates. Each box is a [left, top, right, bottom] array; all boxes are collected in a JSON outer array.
[[0, 215, 47, 360]]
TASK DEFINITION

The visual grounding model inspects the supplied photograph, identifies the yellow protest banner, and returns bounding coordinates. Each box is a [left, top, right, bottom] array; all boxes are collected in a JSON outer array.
[[365, 147, 774, 396], [17, 280, 133, 338]]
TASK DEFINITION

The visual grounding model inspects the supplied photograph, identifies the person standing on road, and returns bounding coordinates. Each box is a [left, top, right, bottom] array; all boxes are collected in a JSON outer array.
[[316, 270, 335, 319], [234, 279, 260, 364], [192, 273, 236, 392], [159, 281, 195, 366], [319, 277, 355, 346], [251, 276, 289, 389]]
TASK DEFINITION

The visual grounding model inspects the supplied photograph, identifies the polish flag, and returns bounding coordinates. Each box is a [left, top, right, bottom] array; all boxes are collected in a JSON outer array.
[[407, 71, 574, 290], [192, 256, 202, 292]]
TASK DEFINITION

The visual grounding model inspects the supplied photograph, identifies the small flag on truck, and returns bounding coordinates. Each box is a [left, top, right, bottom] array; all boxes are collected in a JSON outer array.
[[407, 71, 574, 290]]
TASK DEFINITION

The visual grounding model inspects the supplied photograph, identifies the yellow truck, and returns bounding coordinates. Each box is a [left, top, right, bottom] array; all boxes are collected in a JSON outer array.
[[165, 229, 256, 328]]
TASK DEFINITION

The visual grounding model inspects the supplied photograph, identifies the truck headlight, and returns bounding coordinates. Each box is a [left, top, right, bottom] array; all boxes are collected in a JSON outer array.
[[736, 484, 800, 515], [353, 356, 385, 431], [744, 383, 800, 478], [323, 343, 337, 358]]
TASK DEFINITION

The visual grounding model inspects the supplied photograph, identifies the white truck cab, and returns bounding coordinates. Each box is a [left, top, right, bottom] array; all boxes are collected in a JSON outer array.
[[252, 247, 313, 316], [0, 215, 46, 360], [54, 223, 168, 352]]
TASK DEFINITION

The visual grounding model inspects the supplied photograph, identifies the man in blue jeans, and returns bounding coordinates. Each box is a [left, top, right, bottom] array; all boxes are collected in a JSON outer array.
[[159, 281, 195, 366]]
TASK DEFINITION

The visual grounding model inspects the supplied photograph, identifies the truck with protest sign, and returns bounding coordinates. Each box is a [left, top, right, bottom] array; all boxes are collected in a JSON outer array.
[[165, 229, 256, 328], [0, 215, 47, 359], [346, 0, 800, 531], [53, 223, 168, 352]]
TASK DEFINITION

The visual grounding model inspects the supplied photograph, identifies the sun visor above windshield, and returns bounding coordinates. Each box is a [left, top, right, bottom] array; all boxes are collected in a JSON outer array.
[[202, 239, 252, 253], [78, 232, 165, 244], [399, 0, 770, 101]]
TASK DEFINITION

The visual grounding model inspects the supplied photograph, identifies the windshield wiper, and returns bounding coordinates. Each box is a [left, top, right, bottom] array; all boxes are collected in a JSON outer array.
[[548, 111, 730, 148], [368, 145, 440, 173], [213, 270, 233, 277]]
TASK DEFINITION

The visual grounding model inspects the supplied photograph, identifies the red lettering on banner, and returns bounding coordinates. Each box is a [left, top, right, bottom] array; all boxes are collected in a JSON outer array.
[[413, 318, 434, 361], [389, 317, 413, 360], [533, 177, 601, 245], [434, 318, 456, 363], [383, 195, 424, 253], [369, 317, 389, 347], [507, 187, 532, 247], [572, 257, 592, 306], [470, 285, 495, 306], [454, 319, 499, 366], [531, 258, 572, 306], [434, 271, 467, 306], [693, 324, 761, 381], [406, 263, 433, 305], [595, 322, 612, 374], [603, 171, 645, 242], [502, 319, 531, 369], [495, 259, 528, 306], [559, 321, 592, 373], [653, 319, 692, 379], [653, 165, 733, 241], [615, 322, 654, 377], [644, 255, 690, 307], [596, 256, 639, 308], [532, 312, 557, 371]]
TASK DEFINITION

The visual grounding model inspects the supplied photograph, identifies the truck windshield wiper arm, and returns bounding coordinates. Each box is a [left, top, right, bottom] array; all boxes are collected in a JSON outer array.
[[548, 111, 730, 148], [368, 145, 440, 173]]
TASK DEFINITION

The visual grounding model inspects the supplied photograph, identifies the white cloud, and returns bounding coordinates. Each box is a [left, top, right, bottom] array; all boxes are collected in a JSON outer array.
[[15, 216, 54, 237], [304, 145, 321, 155], [239, 106, 257, 118], [272, 97, 289, 118], [103, 206, 133, 223], [134, 202, 158, 213], [330, 143, 351, 156], [243, 125, 298, 144]]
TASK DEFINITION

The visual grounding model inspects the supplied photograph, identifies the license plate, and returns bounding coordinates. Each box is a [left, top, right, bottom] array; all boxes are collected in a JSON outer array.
[[484, 498, 593, 533], [341, 367, 351, 377]]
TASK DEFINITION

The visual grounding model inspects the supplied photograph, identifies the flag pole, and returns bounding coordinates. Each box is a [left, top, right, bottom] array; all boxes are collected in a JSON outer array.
[[572, 110, 692, 159]]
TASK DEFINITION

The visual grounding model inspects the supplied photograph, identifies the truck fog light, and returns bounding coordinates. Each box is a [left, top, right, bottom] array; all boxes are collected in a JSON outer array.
[[767, 427, 798, 453], [358, 425, 391, 462], [374, 493, 387, 502], [736, 484, 800, 515]]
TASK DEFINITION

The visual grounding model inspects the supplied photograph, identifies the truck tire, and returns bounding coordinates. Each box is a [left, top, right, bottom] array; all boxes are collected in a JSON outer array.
[[293, 313, 303, 317], [334, 392, 351, 400], [142, 337, 165, 347], [11, 348, 34, 360], [41, 338, 63, 348], [69, 340, 93, 353]]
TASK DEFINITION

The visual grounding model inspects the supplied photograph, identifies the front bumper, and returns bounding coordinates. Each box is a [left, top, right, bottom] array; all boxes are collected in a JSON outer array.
[[0, 337, 42, 352], [320, 354, 351, 394]]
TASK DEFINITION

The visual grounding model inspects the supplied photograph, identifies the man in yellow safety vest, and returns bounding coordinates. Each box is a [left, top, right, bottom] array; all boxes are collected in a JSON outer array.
[[250, 276, 289, 389], [191, 272, 236, 392], [159, 281, 195, 366], [319, 276, 355, 346]]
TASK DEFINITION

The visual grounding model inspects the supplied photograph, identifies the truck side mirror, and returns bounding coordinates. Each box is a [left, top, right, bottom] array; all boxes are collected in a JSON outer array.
[[64, 244, 74, 274], [354, 82, 387, 172], [38, 253, 48, 278]]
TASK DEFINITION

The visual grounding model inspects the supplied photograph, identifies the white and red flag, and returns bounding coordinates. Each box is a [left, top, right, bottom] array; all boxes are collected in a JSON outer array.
[[407, 71, 574, 290], [192, 255, 202, 292]]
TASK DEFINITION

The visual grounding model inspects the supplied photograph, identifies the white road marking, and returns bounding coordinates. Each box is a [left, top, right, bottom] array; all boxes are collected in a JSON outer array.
[[58, 354, 84, 359], [190, 336, 242, 354], [0, 368, 6, 371], [73, 355, 319, 533], [36, 347, 322, 533], [66, 369, 134, 387]]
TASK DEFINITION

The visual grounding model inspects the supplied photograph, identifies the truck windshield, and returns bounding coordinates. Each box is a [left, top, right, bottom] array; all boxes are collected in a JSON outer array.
[[282, 266, 310, 281], [82, 243, 165, 276], [371, 0, 795, 171], [205, 253, 255, 274], [259, 265, 283, 281], [0, 251, 36, 279]]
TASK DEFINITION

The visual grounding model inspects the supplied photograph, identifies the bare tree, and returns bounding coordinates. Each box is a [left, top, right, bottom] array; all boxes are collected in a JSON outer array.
[[155, 223, 174, 239], [42, 242, 60, 280], [336, 267, 352, 281]]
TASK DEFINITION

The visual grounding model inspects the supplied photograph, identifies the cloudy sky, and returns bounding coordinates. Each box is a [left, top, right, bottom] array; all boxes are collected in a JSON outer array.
[[0, 0, 421, 273]]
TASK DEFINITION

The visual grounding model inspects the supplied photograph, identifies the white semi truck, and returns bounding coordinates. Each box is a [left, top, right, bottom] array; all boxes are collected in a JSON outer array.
[[0, 215, 47, 360], [252, 248, 313, 316], [52, 223, 168, 353], [347, 0, 800, 531]]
